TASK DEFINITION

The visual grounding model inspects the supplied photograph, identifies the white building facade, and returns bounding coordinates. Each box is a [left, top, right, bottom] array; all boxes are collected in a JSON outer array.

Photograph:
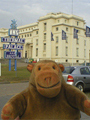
[[0, 12, 90, 63]]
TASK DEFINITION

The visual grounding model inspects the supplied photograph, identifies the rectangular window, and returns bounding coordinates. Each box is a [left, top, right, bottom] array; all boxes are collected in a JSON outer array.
[[84, 49, 86, 57], [76, 48, 79, 57], [84, 40, 86, 46], [66, 27, 68, 31], [36, 48, 38, 56], [56, 46, 58, 56], [66, 36, 68, 43], [27, 34, 29, 37], [43, 43, 46, 51], [76, 38, 79, 44], [80, 67, 90, 75], [36, 39, 38, 45], [77, 21, 79, 26], [44, 33, 46, 40], [56, 27, 59, 31], [56, 36, 59, 43], [66, 47, 68, 56], [36, 31, 38, 34], [44, 23, 47, 31]]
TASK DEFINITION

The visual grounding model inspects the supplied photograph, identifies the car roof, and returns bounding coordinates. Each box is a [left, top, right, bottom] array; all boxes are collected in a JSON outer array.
[[65, 66, 89, 68]]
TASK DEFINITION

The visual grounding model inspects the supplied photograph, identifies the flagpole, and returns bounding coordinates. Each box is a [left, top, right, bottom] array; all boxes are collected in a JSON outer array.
[[72, 29, 74, 66], [72, 0, 73, 14], [50, 31, 51, 60], [50, 34, 51, 60]]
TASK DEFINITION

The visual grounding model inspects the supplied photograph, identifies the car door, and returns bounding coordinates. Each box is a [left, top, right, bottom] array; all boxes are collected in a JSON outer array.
[[80, 67, 90, 89]]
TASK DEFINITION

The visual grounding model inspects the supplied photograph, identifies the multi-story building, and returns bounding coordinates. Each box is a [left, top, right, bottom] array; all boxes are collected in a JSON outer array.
[[0, 12, 90, 64]]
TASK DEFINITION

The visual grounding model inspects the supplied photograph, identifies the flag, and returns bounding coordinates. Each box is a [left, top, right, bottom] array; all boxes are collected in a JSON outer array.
[[74, 28, 78, 39], [62, 30, 66, 40], [51, 32, 54, 41], [86, 26, 90, 37]]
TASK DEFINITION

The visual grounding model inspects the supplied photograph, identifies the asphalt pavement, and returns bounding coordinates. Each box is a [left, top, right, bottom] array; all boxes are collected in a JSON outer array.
[[0, 82, 90, 120]]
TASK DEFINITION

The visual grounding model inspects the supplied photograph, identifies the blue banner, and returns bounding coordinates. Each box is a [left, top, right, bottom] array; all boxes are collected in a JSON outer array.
[[51, 32, 54, 41], [74, 28, 78, 39], [62, 30, 66, 40], [86, 26, 90, 37], [1, 37, 25, 43], [3, 44, 23, 50], [4, 51, 21, 59]]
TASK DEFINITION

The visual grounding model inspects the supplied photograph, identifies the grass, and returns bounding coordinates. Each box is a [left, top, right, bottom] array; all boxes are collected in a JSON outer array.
[[0, 64, 30, 83]]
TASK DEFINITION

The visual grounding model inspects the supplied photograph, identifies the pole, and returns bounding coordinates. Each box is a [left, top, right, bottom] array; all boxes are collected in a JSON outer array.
[[72, 0, 73, 14], [50, 31, 52, 60], [9, 36, 11, 71], [72, 28, 74, 66], [15, 37, 17, 72]]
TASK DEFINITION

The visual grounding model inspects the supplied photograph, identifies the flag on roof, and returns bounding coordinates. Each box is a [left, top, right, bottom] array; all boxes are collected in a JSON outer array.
[[51, 32, 54, 41], [86, 26, 90, 37], [74, 28, 78, 39], [62, 30, 66, 40]]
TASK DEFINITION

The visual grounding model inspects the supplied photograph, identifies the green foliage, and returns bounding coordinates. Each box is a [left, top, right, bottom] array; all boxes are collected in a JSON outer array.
[[0, 64, 30, 82]]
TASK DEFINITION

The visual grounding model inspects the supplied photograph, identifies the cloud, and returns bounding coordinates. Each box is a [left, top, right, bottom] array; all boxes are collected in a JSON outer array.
[[0, 0, 90, 28], [0, 9, 14, 28]]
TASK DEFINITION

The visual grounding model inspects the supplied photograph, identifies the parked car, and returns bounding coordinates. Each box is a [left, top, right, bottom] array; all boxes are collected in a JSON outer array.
[[25, 58, 35, 63], [62, 66, 90, 92], [80, 62, 90, 66]]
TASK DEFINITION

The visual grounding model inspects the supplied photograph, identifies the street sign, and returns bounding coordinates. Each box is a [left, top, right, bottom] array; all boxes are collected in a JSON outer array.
[[3, 44, 23, 50], [4, 51, 21, 59], [1, 37, 25, 44], [8, 29, 19, 36]]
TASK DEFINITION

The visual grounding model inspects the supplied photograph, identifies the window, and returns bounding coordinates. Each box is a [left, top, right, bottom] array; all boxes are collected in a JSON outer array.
[[30, 34, 32, 36], [65, 47, 68, 56], [76, 48, 79, 57], [56, 46, 58, 56], [25, 51, 27, 58], [66, 36, 68, 43], [44, 23, 47, 31], [66, 59, 68, 62], [76, 38, 79, 44], [27, 34, 29, 37], [25, 35, 26, 37], [43, 43, 46, 51], [44, 33, 46, 40], [36, 39, 38, 45], [76, 60, 79, 63], [36, 31, 38, 34], [22, 35, 23, 38], [56, 27, 59, 31], [63, 67, 75, 74], [36, 48, 38, 56], [66, 27, 68, 31], [84, 40, 86, 46], [77, 21, 79, 26], [58, 20, 60, 23], [56, 36, 59, 43], [65, 20, 66, 23], [84, 49, 86, 57], [80, 67, 90, 75]]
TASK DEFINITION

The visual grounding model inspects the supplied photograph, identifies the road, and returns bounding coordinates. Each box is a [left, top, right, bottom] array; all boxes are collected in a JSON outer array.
[[0, 82, 90, 120]]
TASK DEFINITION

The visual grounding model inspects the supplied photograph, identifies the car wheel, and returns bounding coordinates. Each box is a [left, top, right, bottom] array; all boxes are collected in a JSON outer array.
[[76, 84, 84, 92]]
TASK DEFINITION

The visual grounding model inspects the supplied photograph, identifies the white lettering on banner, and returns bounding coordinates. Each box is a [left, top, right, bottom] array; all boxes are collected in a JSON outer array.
[[1, 37, 25, 44], [3, 44, 23, 50]]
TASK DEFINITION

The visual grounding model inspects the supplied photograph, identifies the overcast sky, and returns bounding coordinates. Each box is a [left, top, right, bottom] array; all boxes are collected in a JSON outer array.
[[0, 0, 90, 29]]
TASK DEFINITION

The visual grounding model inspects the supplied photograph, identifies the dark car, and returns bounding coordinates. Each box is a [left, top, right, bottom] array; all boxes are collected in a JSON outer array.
[[63, 66, 90, 92]]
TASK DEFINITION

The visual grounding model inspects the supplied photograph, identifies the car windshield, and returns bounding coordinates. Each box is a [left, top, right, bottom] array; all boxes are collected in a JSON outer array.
[[63, 67, 75, 74]]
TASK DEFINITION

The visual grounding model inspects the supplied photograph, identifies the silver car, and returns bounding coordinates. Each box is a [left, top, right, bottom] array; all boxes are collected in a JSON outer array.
[[62, 66, 90, 92]]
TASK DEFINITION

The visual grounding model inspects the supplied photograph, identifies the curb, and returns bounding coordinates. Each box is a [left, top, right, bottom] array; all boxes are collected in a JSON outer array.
[[0, 80, 29, 84]]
